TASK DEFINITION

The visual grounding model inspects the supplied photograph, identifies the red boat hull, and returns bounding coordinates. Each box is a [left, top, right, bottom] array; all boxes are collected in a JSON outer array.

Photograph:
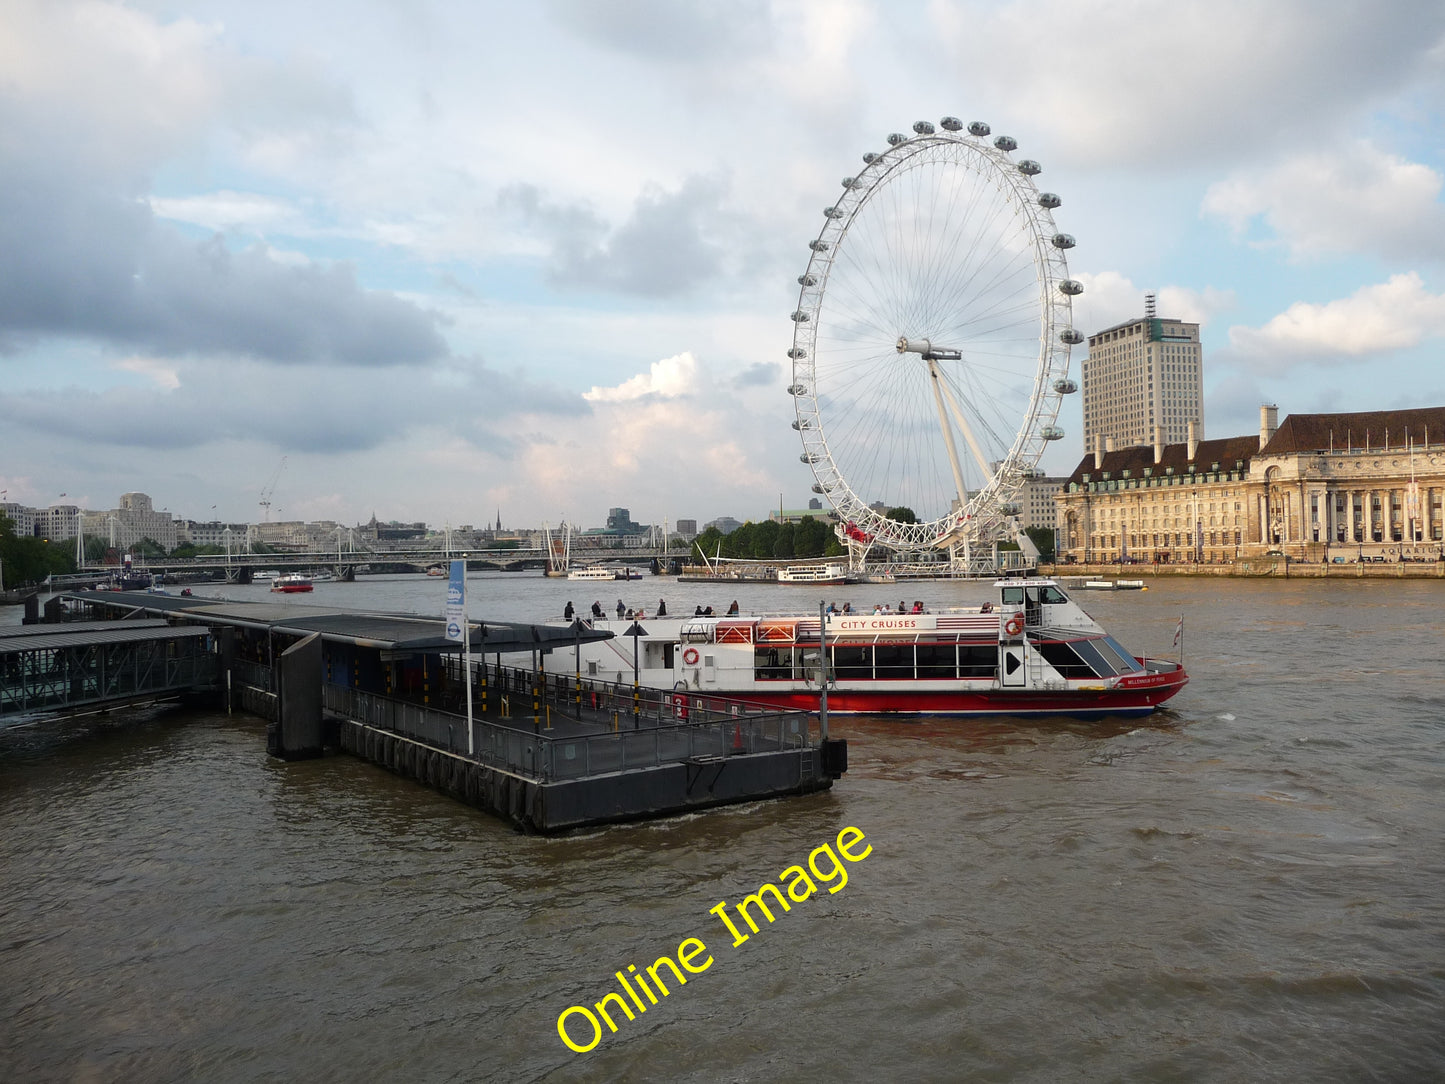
[[701, 661, 1188, 719]]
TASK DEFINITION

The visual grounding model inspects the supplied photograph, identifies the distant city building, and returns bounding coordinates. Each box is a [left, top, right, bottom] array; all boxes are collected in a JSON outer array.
[[1082, 294, 1203, 453], [1016, 475, 1068, 537], [768, 507, 839, 525], [605, 507, 645, 535], [675, 519, 698, 540], [1056, 404, 1445, 564], [704, 516, 744, 535], [1, 503, 38, 538], [80, 492, 180, 552]]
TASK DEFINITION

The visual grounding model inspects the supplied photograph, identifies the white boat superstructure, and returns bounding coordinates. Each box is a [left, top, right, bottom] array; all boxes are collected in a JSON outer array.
[[531, 578, 1186, 719]]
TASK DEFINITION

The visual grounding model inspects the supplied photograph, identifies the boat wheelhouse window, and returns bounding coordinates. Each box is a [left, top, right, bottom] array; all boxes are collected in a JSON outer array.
[[1070, 638, 1130, 677], [915, 643, 957, 678], [832, 645, 871, 679], [873, 643, 913, 680], [1001, 586, 1025, 606], [959, 645, 998, 679], [1096, 636, 1141, 673], [1034, 640, 1095, 678], [1039, 585, 1069, 605]]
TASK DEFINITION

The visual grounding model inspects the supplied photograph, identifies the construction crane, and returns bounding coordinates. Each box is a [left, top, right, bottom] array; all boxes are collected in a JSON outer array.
[[259, 456, 287, 522]]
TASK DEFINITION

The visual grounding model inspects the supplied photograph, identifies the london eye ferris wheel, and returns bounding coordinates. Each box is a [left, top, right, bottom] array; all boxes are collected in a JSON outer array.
[[788, 117, 1082, 565]]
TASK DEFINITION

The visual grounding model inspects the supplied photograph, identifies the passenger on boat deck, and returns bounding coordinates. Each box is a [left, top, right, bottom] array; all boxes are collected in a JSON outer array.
[[873, 603, 883, 614], [626, 607, 634, 619], [564, 601, 575, 621], [980, 602, 993, 613], [703, 605, 715, 616], [898, 600, 906, 614], [616, 599, 625, 618], [657, 599, 667, 617], [842, 602, 852, 614], [636, 607, 646, 620], [694, 605, 704, 616], [592, 601, 604, 619], [911, 601, 923, 614], [727, 600, 739, 615], [825, 601, 836, 615]]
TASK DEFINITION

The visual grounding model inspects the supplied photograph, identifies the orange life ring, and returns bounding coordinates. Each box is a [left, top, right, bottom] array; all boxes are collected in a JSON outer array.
[[682, 647, 700, 666], [1004, 612, 1025, 637]]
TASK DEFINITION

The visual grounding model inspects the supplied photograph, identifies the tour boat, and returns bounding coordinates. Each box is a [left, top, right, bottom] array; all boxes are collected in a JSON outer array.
[[568, 566, 622, 581], [776, 562, 851, 585], [552, 578, 1187, 719], [270, 573, 314, 593]]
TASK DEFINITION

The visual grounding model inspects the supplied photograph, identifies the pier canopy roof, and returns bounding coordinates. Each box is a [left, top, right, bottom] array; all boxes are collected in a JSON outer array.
[[62, 591, 614, 655]]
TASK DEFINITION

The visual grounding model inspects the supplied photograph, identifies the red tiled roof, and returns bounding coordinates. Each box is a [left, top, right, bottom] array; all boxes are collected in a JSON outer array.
[[1260, 407, 1445, 455], [1063, 434, 1259, 485]]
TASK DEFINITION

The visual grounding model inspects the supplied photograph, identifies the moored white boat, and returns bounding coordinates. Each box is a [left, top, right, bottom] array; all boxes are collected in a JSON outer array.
[[544, 578, 1186, 719], [568, 566, 621, 581], [777, 562, 850, 585]]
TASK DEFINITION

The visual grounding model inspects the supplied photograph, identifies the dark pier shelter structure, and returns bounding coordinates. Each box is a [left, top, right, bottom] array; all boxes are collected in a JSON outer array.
[[64, 592, 843, 832]]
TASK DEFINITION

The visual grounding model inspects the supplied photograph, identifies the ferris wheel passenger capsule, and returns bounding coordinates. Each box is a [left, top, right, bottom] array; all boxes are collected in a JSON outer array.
[[798, 274, 817, 286], [1053, 377, 1079, 394], [912, 121, 935, 135], [994, 135, 1018, 152], [999, 502, 1022, 516], [886, 132, 908, 145], [787, 384, 808, 396], [824, 206, 845, 219], [1060, 328, 1084, 345], [809, 240, 829, 252], [1059, 279, 1084, 296], [1018, 160, 1041, 175], [863, 152, 879, 163], [967, 121, 990, 136], [1051, 233, 1076, 249], [787, 347, 807, 358], [811, 483, 827, 494], [940, 116, 963, 131], [1041, 425, 1066, 441], [800, 452, 824, 464], [790, 310, 811, 322], [1038, 192, 1061, 208]]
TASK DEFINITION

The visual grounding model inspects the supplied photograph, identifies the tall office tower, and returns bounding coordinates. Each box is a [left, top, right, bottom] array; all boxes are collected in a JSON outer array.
[[1080, 294, 1203, 452]]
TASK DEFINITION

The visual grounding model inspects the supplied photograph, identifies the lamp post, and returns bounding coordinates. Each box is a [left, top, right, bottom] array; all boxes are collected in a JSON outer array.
[[624, 620, 647, 729]]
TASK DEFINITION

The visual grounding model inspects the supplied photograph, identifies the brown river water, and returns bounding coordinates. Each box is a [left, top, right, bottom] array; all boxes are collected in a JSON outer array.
[[2, 573, 1443, 1082]]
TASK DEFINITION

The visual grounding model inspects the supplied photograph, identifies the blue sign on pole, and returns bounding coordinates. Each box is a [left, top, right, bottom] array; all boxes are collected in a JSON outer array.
[[445, 559, 466, 642]]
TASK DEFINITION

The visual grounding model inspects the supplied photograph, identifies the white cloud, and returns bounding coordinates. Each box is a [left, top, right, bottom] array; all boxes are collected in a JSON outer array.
[[112, 355, 181, 390], [149, 191, 307, 236], [584, 351, 701, 402], [1072, 272, 1235, 335], [927, 0, 1445, 168], [1227, 273, 1445, 362], [1202, 142, 1445, 261]]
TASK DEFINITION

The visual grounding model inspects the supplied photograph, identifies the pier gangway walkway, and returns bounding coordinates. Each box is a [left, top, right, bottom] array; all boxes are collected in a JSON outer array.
[[1, 620, 217, 720]]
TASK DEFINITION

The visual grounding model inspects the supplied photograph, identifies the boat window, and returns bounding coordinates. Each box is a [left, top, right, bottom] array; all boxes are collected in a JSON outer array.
[[1001, 586, 1025, 606], [874, 643, 913, 680], [1040, 586, 1069, 605], [915, 644, 956, 678], [1069, 638, 1120, 677], [1096, 636, 1142, 673], [832, 645, 871, 679], [1034, 640, 1094, 678], [753, 646, 792, 680], [959, 645, 998, 679]]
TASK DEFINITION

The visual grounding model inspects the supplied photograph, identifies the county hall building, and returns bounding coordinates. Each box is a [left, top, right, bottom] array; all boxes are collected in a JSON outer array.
[[1056, 405, 1445, 564]]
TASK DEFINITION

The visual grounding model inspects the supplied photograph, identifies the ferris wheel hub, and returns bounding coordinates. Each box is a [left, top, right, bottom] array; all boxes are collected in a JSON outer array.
[[897, 336, 962, 361]]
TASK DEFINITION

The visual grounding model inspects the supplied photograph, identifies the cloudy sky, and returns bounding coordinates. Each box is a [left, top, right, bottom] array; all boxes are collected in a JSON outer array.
[[3, 0, 1443, 531]]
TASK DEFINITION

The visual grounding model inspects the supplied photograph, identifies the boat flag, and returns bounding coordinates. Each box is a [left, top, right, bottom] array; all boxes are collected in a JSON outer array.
[[1172, 617, 1183, 648]]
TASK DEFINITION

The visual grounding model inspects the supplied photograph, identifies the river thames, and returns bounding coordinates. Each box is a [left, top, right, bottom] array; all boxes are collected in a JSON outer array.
[[3, 573, 1443, 1082]]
